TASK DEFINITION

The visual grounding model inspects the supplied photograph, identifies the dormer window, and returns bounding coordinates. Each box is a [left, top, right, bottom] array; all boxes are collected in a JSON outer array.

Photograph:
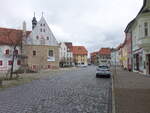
[[5, 49, 9, 55], [36, 36, 39, 40]]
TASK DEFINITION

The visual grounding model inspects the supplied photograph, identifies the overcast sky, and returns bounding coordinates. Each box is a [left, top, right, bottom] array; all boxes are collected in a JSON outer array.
[[0, 0, 143, 53]]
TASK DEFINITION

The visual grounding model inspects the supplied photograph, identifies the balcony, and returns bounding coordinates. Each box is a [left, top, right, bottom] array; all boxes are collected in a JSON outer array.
[[138, 36, 150, 50]]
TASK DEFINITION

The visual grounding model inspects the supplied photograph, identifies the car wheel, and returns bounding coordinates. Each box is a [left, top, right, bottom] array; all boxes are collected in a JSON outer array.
[[107, 75, 110, 78], [96, 74, 98, 78]]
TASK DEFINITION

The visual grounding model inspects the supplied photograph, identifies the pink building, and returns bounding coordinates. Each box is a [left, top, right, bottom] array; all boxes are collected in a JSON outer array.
[[124, 20, 134, 71]]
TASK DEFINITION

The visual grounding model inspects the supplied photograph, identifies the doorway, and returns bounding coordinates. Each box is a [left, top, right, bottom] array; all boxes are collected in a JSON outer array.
[[148, 54, 150, 74]]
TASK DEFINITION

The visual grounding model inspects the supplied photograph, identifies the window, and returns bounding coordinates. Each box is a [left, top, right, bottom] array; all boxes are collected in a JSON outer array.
[[14, 50, 18, 55], [0, 60, 2, 66], [33, 50, 36, 56], [36, 36, 39, 40], [48, 65, 51, 69], [41, 24, 42, 26], [144, 22, 148, 37], [8, 60, 13, 65], [5, 49, 9, 55], [47, 37, 49, 40], [48, 50, 53, 57], [33, 65, 36, 69], [43, 24, 45, 26], [40, 28, 42, 32], [17, 60, 21, 65], [43, 29, 45, 32]]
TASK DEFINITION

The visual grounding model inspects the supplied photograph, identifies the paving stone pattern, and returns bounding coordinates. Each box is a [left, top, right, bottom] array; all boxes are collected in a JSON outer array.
[[0, 66, 111, 113]]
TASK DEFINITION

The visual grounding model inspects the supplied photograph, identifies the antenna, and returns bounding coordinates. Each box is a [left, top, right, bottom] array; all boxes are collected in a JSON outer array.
[[34, 12, 35, 17]]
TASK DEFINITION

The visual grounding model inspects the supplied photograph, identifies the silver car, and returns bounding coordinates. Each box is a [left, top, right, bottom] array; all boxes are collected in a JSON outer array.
[[96, 65, 111, 78]]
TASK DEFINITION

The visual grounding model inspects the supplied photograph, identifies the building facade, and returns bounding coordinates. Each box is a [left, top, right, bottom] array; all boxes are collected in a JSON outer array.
[[131, 0, 150, 75], [25, 15, 59, 71], [0, 28, 27, 73], [124, 21, 133, 71], [90, 51, 99, 65], [111, 49, 120, 66], [72, 46, 88, 66], [59, 42, 68, 67], [65, 42, 73, 66], [98, 48, 111, 66]]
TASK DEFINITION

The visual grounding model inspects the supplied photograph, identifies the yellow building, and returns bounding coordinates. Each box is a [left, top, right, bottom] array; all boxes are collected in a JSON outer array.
[[72, 46, 88, 66]]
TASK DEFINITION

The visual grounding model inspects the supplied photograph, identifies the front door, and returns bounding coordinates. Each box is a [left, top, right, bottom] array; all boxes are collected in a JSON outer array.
[[136, 54, 139, 71], [148, 54, 150, 74]]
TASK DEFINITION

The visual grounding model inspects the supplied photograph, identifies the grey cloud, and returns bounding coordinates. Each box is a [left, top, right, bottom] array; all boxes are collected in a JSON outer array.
[[0, 0, 143, 54]]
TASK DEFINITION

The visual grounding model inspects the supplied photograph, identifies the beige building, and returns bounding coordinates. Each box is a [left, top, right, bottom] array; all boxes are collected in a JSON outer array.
[[24, 45, 59, 70], [24, 15, 59, 71], [72, 46, 88, 66], [131, 0, 150, 75]]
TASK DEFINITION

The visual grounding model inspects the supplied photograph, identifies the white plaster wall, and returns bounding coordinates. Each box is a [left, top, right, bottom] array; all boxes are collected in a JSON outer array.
[[0, 45, 21, 73], [26, 16, 58, 46], [59, 42, 67, 60]]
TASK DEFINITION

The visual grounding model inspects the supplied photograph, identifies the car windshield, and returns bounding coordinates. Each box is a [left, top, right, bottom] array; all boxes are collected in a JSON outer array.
[[98, 66, 109, 69]]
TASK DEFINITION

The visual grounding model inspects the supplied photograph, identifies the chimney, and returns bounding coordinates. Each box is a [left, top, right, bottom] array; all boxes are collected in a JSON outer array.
[[22, 21, 26, 36]]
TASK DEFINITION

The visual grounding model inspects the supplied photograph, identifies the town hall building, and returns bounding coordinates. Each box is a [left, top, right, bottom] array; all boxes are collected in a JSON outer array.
[[24, 15, 59, 71]]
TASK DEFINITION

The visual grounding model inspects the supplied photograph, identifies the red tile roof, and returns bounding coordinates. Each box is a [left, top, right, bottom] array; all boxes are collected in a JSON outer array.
[[0, 27, 30, 45], [91, 51, 99, 56], [99, 48, 111, 55], [72, 46, 88, 55]]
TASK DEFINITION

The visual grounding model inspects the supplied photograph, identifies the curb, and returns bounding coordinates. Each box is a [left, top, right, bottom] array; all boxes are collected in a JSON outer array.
[[112, 72, 116, 113]]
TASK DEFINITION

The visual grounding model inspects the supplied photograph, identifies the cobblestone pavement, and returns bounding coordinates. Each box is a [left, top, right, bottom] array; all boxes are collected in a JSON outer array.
[[0, 66, 112, 113]]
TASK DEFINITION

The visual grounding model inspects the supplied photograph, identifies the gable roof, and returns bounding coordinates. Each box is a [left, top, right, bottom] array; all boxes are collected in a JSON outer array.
[[99, 48, 111, 55], [27, 16, 58, 46], [0, 27, 30, 45], [124, 19, 135, 33], [72, 46, 88, 55]]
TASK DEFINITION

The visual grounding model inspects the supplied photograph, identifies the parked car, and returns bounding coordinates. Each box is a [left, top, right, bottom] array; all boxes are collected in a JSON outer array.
[[80, 64, 87, 68], [96, 65, 111, 78]]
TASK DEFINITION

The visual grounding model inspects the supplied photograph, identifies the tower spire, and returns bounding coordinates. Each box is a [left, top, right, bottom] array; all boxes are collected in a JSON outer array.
[[32, 12, 37, 30], [42, 12, 44, 17]]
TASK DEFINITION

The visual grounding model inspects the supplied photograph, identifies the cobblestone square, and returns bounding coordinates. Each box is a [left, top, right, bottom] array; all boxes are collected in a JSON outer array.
[[0, 66, 112, 113]]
